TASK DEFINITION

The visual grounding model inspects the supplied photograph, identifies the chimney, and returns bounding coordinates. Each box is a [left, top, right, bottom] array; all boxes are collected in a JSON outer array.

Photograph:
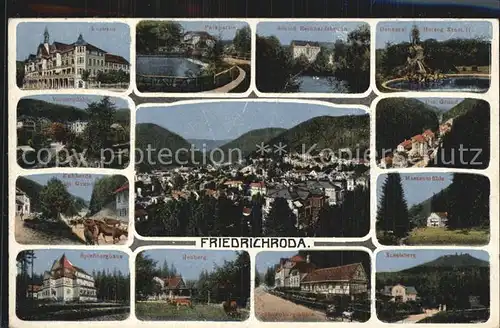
[[306, 255, 310, 263]]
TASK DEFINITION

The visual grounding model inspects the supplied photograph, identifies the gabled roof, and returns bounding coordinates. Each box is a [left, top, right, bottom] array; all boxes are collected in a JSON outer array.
[[163, 276, 184, 289], [301, 263, 364, 283], [114, 183, 129, 194], [105, 53, 130, 65]]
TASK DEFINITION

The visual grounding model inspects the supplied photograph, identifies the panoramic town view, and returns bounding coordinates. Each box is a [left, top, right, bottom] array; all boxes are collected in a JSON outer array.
[[16, 249, 130, 320], [136, 20, 251, 93], [17, 95, 131, 169], [134, 101, 370, 238], [15, 173, 129, 245], [256, 21, 370, 93], [135, 249, 250, 321], [376, 249, 490, 323], [376, 21, 491, 92], [16, 22, 130, 91], [255, 250, 371, 322], [376, 97, 490, 169], [376, 172, 489, 246]]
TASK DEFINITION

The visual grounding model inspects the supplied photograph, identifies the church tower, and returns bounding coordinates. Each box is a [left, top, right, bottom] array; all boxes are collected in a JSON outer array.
[[43, 26, 50, 53]]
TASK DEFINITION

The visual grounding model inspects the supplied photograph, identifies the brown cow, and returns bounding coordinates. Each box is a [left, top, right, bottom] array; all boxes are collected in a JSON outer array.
[[173, 298, 193, 309], [103, 217, 122, 227], [95, 220, 127, 244], [83, 220, 99, 245], [222, 300, 238, 317]]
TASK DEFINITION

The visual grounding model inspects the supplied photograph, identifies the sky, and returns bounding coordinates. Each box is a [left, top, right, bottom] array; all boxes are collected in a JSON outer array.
[[21, 249, 129, 276], [415, 97, 465, 111], [137, 102, 366, 140], [257, 22, 367, 44], [255, 251, 297, 274], [140, 249, 241, 281], [377, 249, 489, 272], [377, 173, 453, 207], [376, 21, 492, 49], [174, 21, 249, 40], [16, 22, 130, 61], [23, 94, 129, 110], [20, 173, 125, 201]]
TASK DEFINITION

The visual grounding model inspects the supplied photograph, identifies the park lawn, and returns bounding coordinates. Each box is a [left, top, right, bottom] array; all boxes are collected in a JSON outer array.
[[405, 227, 489, 245], [135, 302, 248, 321]]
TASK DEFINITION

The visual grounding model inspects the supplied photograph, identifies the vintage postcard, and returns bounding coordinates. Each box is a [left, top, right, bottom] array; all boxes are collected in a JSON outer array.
[[16, 22, 131, 91], [15, 249, 130, 321], [15, 173, 130, 245], [376, 249, 490, 323], [135, 20, 251, 94], [376, 21, 492, 93], [255, 21, 370, 94], [135, 248, 250, 321], [254, 250, 371, 322], [375, 97, 490, 169], [134, 100, 369, 238], [16, 94, 131, 169], [375, 172, 489, 246]]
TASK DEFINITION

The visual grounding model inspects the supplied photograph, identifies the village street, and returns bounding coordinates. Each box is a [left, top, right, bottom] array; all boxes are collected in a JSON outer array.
[[14, 215, 81, 245], [395, 309, 440, 323], [254, 286, 327, 322]]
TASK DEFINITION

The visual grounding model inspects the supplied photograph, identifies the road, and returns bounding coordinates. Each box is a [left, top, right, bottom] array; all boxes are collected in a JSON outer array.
[[395, 309, 440, 323], [254, 287, 327, 322]]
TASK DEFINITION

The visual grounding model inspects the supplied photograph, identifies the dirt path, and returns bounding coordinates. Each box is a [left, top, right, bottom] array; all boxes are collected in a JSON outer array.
[[15, 215, 83, 245], [254, 287, 327, 322], [203, 66, 246, 93], [396, 309, 440, 323]]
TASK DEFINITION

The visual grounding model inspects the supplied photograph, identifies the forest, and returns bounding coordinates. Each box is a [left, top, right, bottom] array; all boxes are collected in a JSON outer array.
[[256, 24, 370, 93], [135, 184, 369, 238], [376, 253, 490, 323]]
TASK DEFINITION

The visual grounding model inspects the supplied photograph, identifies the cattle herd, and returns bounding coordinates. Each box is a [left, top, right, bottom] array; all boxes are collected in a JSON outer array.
[[68, 217, 128, 244]]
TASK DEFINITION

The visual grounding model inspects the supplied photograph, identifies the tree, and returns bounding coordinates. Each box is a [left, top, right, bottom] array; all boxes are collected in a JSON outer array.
[[233, 26, 251, 55], [255, 35, 294, 92], [264, 266, 276, 287], [135, 252, 158, 300], [255, 269, 261, 287], [46, 122, 69, 142], [39, 178, 73, 220], [81, 69, 91, 87], [264, 198, 299, 237], [136, 21, 183, 54], [88, 175, 127, 215], [16, 61, 25, 88], [447, 173, 489, 229], [83, 96, 117, 160], [376, 173, 410, 242], [334, 24, 371, 92]]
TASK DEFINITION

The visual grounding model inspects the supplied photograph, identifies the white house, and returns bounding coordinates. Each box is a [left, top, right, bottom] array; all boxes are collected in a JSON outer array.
[[38, 254, 97, 302], [183, 31, 216, 49], [250, 182, 267, 197], [290, 40, 321, 62], [427, 212, 448, 228], [68, 120, 88, 135], [16, 188, 30, 217], [300, 263, 368, 298], [114, 183, 129, 219]]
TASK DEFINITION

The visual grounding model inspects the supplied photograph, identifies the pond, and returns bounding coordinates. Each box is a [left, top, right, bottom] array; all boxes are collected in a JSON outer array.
[[385, 76, 490, 93], [136, 56, 205, 77], [296, 75, 349, 93]]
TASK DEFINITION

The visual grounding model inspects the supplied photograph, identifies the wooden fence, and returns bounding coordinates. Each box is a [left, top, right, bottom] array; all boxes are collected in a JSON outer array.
[[137, 66, 240, 92]]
